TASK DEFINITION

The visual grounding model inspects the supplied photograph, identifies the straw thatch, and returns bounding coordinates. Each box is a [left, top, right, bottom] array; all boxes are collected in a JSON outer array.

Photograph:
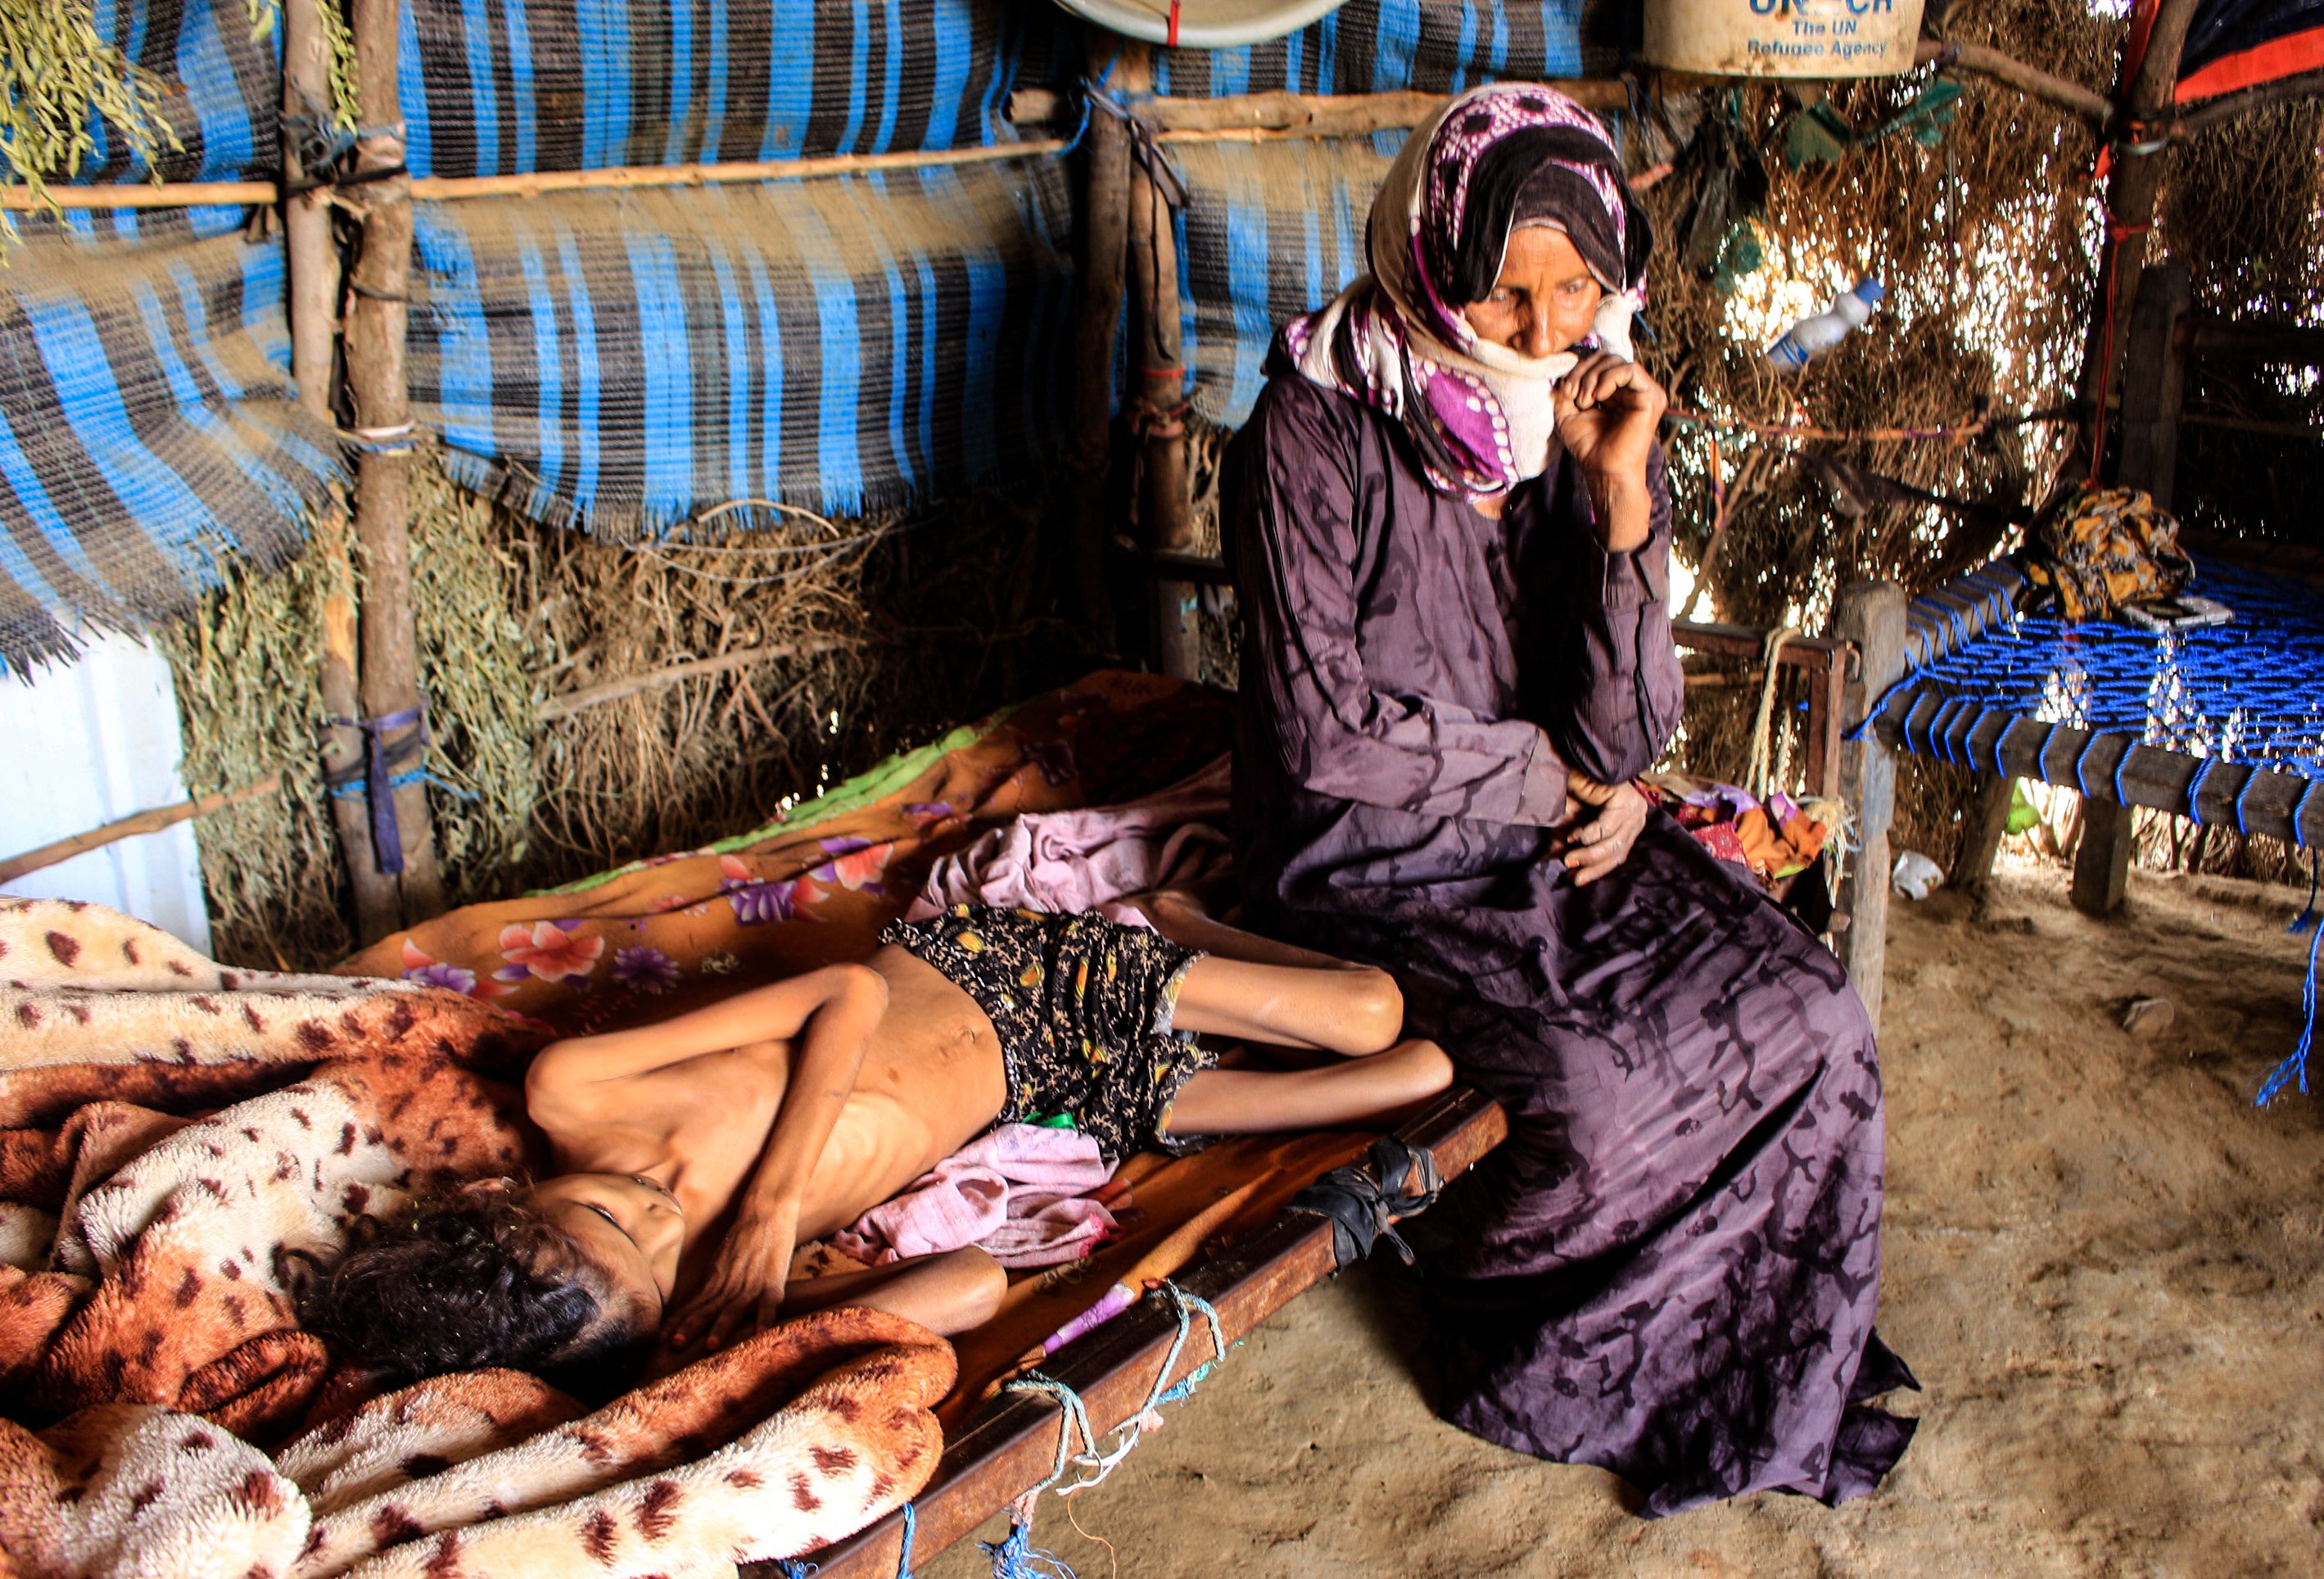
[[163, 450, 1087, 968]]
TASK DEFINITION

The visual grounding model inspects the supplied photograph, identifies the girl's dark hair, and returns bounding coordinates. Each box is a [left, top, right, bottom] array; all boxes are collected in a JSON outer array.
[[305, 1179, 629, 1385]]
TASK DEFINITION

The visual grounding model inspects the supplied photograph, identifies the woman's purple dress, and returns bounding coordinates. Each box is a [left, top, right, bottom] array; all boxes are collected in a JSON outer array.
[[1226, 371, 1914, 1515]]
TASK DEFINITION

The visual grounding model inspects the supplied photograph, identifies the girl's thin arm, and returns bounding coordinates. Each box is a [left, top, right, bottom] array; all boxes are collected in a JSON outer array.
[[524, 965, 884, 1118], [660, 973, 885, 1355]]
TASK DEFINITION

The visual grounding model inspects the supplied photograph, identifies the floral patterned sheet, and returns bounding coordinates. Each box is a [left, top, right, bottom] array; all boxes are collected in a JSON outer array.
[[341, 672, 1233, 1034]]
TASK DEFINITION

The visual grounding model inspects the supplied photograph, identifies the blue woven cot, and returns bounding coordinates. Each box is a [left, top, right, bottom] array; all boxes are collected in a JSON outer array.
[[1880, 562, 2324, 786], [1863, 556, 2324, 1101]]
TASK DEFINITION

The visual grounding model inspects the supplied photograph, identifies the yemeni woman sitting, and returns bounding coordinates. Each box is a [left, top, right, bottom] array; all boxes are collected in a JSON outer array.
[[1223, 83, 1915, 1514]]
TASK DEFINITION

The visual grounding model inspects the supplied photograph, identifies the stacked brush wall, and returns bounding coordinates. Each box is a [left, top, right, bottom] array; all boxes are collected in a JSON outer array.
[[162, 455, 1088, 970]]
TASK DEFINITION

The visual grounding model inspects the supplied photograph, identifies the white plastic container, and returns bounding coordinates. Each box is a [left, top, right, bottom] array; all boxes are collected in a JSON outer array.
[[1764, 278, 1885, 371], [1643, 0, 1928, 79]]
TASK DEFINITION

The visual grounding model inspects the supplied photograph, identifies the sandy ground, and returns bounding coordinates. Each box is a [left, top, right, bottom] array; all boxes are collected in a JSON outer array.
[[925, 857, 2324, 1577]]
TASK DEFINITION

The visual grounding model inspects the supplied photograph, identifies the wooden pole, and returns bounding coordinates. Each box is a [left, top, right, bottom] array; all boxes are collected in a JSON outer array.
[[1912, 38, 2115, 126], [0, 775, 283, 885], [2071, 260, 2191, 917], [1070, 38, 1131, 654], [1951, 771, 2017, 903], [281, 0, 398, 941], [0, 140, 1072, 211], [1833, 581, 1907, 1032], [2073, 0, 2203, 468], [1117, 47, 1198, 681], [343, 0, 443, 935]]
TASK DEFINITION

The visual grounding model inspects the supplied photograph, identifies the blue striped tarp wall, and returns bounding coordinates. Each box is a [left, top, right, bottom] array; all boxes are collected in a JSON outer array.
[[52, 1, 1079, 191], [0, 221, 344, 672], [1170, 137, 1400, 428], [398, 0, 1075, 178], [51, 0, 277, 186], [405, 161, 1077, 535], [1151, 0, 1614, 97]]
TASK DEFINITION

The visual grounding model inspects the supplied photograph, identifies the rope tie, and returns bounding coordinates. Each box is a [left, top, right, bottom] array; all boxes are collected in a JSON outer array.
[[2255, 919, 2324, 1106], [1744, 625, 1797, 800], [2111, 734, 2137, 808], [344, 420, 418, 455], [987, 1282, 1230, 1574], [322, 706, 436, 875]]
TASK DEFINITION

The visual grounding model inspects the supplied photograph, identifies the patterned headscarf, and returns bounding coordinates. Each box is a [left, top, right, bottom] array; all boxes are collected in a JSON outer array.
[[1282, 83, 1651, 500]]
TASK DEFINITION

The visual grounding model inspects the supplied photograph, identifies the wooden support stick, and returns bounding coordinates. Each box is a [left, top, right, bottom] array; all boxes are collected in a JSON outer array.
[[407, 141, 1067, 201], [2072, 799, 2137, 915], [1007, 83, 1627, 139], [0, 141, 1066, 212], [1070, 39, 1133, 654], [2186, 316, 2324, 365], [0, 181, 278, 210], [281, 0, 396, 940], [533, 641, 843, 722], [1913, 38, 2114, 126], [0, 776, 283, 886], [2073, 260, 2190, 916], [1833, 581, 1907, 1032], [1119, 48, 1199, 682], [1951, 771, 2018, 903], [343, 0, 443, 939], [2073, 0, 2203, 466], [316, 515, 403, 940]]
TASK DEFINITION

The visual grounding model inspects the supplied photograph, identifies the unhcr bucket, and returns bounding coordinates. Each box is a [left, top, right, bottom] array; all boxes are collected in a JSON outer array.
[[1642, 0, 1928, 78]]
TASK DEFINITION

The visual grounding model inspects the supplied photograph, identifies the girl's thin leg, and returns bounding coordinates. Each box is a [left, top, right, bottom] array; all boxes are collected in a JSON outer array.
[[1162, 1038, 1454, 1135], [1171, 953, 1406, 1055]]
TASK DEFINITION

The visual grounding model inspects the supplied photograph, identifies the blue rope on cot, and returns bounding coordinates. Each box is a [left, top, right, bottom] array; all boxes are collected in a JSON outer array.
[[2073, 731, 2105, 800], [2186, 757, 2220, 825], [986, 1283, 1230, 1577], [2255, 918, 2324, 1106], [1928, 697, 1967, 763], [983, 1522, 1078, 1579], [776, 1560, 820, 1578], [1900, 692, 1937, 758], [896, 1502, 916, 1579], [2112, 734, 2136, 810]]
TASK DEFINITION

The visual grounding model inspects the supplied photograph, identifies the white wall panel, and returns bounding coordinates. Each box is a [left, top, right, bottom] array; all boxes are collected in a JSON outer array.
[[0, 631, 212, 954]]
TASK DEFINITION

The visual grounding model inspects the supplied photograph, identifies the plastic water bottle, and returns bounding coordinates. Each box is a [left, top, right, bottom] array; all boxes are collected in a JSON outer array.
[[1763, 278, 1884, 370]]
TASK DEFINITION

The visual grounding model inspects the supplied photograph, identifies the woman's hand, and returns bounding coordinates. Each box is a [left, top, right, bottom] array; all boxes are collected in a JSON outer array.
[[1553, 353, 1666, 551], [1549, 773, 1649, 886], [660, 1206, 799, 1364]]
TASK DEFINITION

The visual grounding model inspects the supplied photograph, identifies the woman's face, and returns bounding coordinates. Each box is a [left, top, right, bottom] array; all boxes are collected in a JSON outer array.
[[531, 1172, 685, 1338], [1463, 225, 1604, 360]]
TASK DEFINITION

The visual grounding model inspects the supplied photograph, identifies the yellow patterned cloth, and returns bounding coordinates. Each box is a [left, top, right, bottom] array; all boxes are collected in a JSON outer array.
[[2023, 486, 2195, 622]]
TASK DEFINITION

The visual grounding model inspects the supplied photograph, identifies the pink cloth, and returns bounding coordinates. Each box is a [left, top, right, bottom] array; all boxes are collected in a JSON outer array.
[[834, 1124, 1120, 1269], [909, 753, 1232, 923]]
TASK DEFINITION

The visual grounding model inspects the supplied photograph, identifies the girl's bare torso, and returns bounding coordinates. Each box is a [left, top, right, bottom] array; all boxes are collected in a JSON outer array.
[[537, 946, 1004, 1293]]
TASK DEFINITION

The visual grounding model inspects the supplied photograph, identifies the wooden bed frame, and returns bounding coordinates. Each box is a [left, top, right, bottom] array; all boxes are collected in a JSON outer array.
[[798, 1087, 1508, 1576]]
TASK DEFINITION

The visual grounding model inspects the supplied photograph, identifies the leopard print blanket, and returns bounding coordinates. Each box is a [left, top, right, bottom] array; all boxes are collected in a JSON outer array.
[[0, 898, 952, 1575]]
